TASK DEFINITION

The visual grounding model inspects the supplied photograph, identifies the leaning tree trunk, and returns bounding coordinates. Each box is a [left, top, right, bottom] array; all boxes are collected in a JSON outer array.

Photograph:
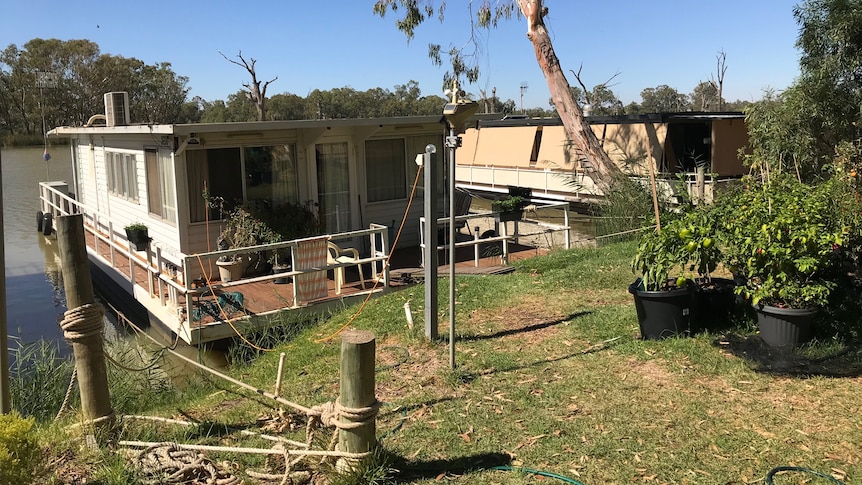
[[517, 0, 619, 194]]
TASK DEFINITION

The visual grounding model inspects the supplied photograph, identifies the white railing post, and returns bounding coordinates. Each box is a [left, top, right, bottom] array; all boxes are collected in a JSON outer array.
[[473, 226, 480, 267], [564, 204, 571, 250], [500, 221, 509, 265], [183, 257, 193, 329], [156, 247, 166, 307], [146, 245, 154, 297], [108, 222, 115, 267]]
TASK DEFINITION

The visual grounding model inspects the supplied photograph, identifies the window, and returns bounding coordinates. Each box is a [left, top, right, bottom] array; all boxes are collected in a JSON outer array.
[[146, 149, 177, 223], [316, 142, 350, 233], [105, 150, 138, 199], [244, 145, 299, 204], [365, 138, 406, 202], [187, 148, 243, 223]]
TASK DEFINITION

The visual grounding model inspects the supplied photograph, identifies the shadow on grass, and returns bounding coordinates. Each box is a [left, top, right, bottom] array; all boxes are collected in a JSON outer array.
[[391, 451, 512, 481], [712, 334, 862, 377], [456, 311, 593, 342]]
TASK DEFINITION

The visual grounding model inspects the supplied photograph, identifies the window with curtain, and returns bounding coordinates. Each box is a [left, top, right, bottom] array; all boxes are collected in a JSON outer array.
[[187, 148, 242, 223], [365, 138, 406, 202], [105, 150, 138, 200], [244, 145, 299, 204], [145, 149, 177, 223], [316, 142, 350, 233]]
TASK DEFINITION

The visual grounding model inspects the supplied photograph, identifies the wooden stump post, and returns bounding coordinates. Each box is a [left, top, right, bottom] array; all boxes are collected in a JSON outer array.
[[338, 329, 377, 465], [56, 214, 113, 427]]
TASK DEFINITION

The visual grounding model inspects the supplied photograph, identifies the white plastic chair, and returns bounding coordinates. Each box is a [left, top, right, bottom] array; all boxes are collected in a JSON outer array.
[[327, 241, 366, 294]]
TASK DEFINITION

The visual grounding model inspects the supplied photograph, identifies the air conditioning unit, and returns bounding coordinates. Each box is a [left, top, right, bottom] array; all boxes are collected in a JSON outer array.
[[104, 92, 130, 127]]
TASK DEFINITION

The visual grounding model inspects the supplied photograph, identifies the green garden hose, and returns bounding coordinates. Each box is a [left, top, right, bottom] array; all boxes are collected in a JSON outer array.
[[766, 466, 845, 484], [491, 465, 586, 484]]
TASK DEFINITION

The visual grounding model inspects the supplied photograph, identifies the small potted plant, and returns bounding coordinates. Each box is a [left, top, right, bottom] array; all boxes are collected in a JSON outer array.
[[719, 174, 861, 347], [216, 205, 280, 282], [124, 222, 150, 251], [491, 195, 527, 222]]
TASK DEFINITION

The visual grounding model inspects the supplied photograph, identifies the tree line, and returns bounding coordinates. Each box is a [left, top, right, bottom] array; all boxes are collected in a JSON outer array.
[[2, 37, 752, 145]]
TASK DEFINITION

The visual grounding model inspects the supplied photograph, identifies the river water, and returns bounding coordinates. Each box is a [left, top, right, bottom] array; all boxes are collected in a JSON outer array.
[[2, 146, 74, 348]]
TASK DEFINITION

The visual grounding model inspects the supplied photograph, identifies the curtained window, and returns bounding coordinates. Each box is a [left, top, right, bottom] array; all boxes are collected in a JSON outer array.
[[316, 142, 350, 233], [365, 138, 406, 202], [187, 148, 242, 223]]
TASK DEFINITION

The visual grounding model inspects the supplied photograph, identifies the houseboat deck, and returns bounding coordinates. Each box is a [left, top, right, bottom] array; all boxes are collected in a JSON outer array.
[[40, 181, 561, 344], [81, 217, 545, 344]]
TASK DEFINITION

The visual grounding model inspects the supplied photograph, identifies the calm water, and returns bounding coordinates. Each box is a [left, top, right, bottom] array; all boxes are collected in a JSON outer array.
[[3, 146, 74, 347], [2, 146, 225, 372]]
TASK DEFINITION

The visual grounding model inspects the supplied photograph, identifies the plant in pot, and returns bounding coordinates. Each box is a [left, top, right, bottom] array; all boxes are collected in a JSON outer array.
[[124, 222, 150, 251], [719, 174, 861, 347], [630, 215, 696, 340], [216, 205, 280, 282], [630, 203, 729, 338], [491, 195, 527, 222]]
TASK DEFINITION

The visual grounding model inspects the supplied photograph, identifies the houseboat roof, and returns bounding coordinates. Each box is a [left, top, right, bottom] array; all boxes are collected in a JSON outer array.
[[46, 114, 450, 137], [476, 111, 746, 128]]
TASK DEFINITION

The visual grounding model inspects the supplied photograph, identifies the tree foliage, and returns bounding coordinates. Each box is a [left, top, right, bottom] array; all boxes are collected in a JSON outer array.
[[0, 38, 189, 142], [744, 0, 862, 180]]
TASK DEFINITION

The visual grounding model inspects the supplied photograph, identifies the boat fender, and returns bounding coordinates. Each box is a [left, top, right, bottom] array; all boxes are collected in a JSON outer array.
[[37, 211, 44, 232], [42, 213, 53, 235]]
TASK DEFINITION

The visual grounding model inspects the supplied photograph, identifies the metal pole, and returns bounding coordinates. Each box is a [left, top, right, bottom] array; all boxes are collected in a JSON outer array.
[[0, 148, 10, 413], [446, 128, 458, 369], [422, 145, 439, 340]]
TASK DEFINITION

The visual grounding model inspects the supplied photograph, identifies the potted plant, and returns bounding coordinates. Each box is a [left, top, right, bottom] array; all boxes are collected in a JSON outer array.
[[718, 174, 861, 347], [124, 222, 150, 251], [491, 195, 527, 222], [216, 205, 280, 282]]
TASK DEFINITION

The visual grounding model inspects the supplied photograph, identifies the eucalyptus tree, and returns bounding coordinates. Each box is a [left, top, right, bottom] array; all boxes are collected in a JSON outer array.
[[219, 51, 277, 122], [745, 0, 862, 180], [373, 0, 619, 192]]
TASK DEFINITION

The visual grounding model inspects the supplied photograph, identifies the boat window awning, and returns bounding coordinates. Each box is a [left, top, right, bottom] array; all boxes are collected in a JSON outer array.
[[472, 126, 537, 168], [536, 126, 576, 169]]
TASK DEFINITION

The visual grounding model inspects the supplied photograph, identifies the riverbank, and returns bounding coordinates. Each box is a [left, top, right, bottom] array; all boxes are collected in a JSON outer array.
[[25, 240, 862, 484]]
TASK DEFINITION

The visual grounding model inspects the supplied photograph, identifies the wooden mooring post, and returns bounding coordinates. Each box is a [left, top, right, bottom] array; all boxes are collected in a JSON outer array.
[[338, 330, 377, 467], [56, 214, 113, 428]]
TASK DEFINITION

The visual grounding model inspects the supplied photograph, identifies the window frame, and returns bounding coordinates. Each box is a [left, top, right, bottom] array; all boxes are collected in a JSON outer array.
[[105, 149, 138, 200]]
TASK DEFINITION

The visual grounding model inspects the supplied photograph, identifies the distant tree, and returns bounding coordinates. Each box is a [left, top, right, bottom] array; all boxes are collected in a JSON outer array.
[[219, 51, 277, 122], [639, 84, 690, 112], [134, 62, 189, 123], [624, 101, 643, 114], [374, 0, 619, 192], [690, 81, 720, 111], [710, 50, 727, 111], [268, 93, 307, 120]]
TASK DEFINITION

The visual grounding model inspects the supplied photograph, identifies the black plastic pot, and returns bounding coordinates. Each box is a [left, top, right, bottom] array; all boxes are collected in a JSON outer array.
[[754, 304, 816, 348], [692, 277, 737, 333], [628, 279, 694, 340]]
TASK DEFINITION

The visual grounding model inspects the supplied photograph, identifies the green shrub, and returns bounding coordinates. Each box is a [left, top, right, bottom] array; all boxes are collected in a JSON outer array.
[[0, 412, 41, 485]]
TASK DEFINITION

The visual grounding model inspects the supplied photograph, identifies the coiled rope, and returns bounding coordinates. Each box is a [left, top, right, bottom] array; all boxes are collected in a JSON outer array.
[[60, 303, 105, 341]]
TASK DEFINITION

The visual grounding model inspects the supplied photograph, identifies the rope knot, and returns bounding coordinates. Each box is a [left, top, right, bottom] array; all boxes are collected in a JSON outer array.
[[61, 303, 105, 342], [309, 399, 381, 430]]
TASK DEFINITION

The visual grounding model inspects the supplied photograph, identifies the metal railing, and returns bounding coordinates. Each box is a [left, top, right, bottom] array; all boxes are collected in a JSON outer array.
[[418, 200, 571, 267], [39, 182, 392, 343]]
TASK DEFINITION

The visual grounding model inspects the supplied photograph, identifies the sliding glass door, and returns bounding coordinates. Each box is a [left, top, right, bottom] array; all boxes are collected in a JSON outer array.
[[315, 142, 350, 233]]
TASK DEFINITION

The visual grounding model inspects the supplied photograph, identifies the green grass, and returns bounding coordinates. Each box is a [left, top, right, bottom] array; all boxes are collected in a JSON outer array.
[[35, 240, 862, 484]]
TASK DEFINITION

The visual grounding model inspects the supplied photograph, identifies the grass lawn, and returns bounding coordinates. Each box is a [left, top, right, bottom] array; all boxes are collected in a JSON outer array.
[[45, 240, 862, 484]]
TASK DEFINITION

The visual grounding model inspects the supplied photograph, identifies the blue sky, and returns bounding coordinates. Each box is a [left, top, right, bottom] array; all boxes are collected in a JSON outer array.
[[1, 1, 802, 109]]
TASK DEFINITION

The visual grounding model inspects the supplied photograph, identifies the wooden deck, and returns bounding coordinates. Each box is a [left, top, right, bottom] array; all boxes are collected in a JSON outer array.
[[83, 225, 544, 344]]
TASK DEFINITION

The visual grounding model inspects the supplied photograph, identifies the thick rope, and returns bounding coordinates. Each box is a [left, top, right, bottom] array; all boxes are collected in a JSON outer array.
[[131, 443, 241, 485], [60, 303, 105, 341], [54, 367, 78, 421]]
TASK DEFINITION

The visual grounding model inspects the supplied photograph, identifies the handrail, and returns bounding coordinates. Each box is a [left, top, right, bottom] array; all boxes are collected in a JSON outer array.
[[39, 181, 393, 343]]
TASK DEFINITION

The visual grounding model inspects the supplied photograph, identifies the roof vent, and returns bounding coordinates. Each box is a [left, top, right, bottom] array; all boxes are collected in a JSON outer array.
[[104, 92, 130, 127]]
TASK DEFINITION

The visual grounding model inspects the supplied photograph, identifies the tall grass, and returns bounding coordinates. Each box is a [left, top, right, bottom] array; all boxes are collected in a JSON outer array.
[[9, 338, 75, 422]]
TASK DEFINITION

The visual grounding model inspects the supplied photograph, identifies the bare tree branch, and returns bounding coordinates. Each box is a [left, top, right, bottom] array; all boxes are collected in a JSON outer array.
[[218, 50, 277, 121]]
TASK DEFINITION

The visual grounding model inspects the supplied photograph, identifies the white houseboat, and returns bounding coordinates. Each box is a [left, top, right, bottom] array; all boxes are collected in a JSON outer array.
[[42, 92, 461, 344]]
